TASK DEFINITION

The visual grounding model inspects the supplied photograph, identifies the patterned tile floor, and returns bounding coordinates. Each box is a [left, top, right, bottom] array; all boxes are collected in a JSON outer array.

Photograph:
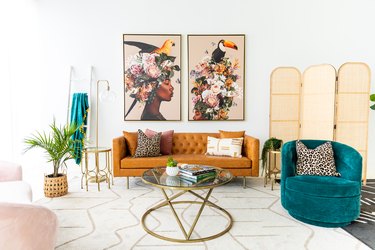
[[36, 177, 370, 250]]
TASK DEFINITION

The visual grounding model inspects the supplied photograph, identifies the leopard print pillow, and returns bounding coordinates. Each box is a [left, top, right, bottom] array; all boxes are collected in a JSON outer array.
[[134, 129, 161, 158], [296, 140, 340, 177]]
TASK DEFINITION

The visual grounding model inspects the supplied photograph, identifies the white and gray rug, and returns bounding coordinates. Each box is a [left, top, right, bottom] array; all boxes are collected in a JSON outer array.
[[36, 177, 370, 250]]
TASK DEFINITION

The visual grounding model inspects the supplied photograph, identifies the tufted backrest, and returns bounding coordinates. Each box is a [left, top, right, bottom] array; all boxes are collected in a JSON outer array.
[[172, 133, 219, 155]]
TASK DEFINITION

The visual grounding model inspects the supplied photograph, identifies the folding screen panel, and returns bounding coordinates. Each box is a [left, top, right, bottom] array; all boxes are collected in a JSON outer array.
[[300, 64, 337, 140], [269, 67, 301, 143], [336, 62, 371, 182]]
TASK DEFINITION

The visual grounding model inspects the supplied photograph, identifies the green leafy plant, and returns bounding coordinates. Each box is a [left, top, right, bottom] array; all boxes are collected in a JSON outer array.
[[371, 94, 375, 110], [261, 137, 283, 174], [24, 120, 78, 177], [166, 156, 178, 167]]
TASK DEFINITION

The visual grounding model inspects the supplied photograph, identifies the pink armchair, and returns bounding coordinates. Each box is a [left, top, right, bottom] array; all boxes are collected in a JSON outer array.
[[0, 161, 58, 250]]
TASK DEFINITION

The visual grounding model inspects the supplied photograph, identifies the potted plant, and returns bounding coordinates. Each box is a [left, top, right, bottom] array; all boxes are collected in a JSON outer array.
[[371, 94, 375, 110], [166, 156, 179, 176], [261, 137, 283, 176], [24, 120, 78, 197]]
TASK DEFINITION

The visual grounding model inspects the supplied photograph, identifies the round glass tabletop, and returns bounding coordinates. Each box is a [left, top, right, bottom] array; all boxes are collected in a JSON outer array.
[[141, 166, 233, 190]]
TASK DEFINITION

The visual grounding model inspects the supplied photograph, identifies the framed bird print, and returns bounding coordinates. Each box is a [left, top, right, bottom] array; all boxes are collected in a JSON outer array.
[[188, 34, 245, 121], [123, 34, 181, 121]]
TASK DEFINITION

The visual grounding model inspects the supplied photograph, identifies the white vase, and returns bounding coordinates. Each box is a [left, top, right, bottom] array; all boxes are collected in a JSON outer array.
[[166, 166, 179, 176]]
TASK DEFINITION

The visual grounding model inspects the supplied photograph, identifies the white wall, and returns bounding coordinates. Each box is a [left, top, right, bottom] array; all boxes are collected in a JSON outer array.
[[3, 0, 375, 185]]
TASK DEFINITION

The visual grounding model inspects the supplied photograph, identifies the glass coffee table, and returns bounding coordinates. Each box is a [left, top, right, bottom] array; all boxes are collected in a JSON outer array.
[[141, 166, 233, 243]]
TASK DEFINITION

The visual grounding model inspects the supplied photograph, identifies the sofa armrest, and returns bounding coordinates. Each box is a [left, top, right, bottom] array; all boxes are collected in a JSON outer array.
[[0, 161, 22, 182], [244, 135, 260, 176], [113, 136, 127, 176]]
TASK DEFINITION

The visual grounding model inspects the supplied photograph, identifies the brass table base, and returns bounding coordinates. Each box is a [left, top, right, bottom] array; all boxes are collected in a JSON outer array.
[[141, 188, 233, 243]]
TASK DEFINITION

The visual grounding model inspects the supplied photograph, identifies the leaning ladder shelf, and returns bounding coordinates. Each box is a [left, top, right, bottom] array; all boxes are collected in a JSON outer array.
[[66, 66, 93, 141]]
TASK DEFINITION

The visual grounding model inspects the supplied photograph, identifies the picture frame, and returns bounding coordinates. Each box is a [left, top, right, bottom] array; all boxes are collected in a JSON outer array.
[[188, 34, 245, 121], [123, 34, 181, 121]]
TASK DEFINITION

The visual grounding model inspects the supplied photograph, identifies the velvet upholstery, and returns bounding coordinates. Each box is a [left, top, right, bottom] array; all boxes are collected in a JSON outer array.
[[281, 140, 362, 227]]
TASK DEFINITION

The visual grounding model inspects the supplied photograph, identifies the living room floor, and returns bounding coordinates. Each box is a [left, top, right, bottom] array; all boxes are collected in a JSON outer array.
[[36, 177, 370, 250]]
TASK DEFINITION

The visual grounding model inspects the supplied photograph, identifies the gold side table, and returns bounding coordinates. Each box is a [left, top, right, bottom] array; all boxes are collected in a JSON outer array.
[[81, 146, 113, 191], [264, 150, 281, 190]]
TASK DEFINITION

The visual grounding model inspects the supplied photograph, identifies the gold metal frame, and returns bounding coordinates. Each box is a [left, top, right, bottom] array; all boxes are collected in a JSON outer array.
[[81, 147, 114, 191], [141, 188, 233, 243]]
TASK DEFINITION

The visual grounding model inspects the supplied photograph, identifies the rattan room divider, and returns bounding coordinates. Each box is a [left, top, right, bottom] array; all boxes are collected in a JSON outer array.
[[269, 62, 371, 183]]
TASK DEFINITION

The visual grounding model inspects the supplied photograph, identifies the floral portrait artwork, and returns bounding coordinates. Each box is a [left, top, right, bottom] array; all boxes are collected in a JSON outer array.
[[188, 35, 245, 121], [123, 34, 181, 121]]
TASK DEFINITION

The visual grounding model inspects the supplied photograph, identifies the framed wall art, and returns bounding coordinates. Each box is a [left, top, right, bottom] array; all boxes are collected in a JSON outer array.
[[123, 34, 181, 121], [188, 34, 245, 121]]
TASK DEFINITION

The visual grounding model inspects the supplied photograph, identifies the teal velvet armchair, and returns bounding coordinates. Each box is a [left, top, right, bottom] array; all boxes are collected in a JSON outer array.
[[281, 140, 362, 227]]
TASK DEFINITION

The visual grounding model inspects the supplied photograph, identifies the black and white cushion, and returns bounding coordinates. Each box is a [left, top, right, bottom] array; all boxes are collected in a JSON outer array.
[[134, 129, 161, 158], [296, 140, 340, 177]]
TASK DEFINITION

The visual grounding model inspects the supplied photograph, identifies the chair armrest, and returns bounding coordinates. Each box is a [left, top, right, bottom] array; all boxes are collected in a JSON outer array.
[[0, 161, 22, 182], [332, 142, 362, 182], [281, 140, 297, 207], [244, 135, 260, 176], [0, 203, 58, 250], [113, 136, 127, 176]]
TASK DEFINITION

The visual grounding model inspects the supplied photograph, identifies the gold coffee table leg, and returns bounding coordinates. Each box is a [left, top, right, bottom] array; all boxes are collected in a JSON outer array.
[[141, 188, 233, 243]]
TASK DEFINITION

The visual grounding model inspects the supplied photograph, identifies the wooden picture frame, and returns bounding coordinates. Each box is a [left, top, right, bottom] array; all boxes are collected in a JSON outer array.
[[123, 34, 181, 121], [188, 34, 245, 121]]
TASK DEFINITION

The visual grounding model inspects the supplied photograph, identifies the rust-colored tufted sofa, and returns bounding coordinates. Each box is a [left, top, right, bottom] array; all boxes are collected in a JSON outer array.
[[113, 132, 259, 188]]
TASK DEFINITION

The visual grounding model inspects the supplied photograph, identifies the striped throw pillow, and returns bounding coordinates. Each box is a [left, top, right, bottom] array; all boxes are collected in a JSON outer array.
[[206, 136, 243, 158]]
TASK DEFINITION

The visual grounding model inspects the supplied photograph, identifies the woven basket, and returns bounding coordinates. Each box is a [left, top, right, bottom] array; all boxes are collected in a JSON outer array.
[[44, 174, 68, 198]]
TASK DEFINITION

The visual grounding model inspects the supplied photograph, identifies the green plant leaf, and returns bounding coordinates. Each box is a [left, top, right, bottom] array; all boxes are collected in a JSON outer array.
[[370, 94, 375, 101], [371, 104, 375, 110]]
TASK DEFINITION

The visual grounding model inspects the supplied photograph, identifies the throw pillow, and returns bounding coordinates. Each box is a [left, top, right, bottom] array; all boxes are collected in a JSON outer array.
[[206, 136, 243, 158], [123, 131, 138, 156], [219, 130, 245, 139], [296, 140, 340, 177], [134, 129, 162, 158], [145, 129, 174, 155]]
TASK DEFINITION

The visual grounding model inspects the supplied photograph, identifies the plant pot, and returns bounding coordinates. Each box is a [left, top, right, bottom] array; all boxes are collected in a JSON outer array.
[[44, 173, 68, 198], [166, 166, 179, 176]]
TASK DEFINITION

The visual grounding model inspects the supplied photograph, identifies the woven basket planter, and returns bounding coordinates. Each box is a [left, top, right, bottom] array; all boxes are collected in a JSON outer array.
[[44, 174, 68, 198]]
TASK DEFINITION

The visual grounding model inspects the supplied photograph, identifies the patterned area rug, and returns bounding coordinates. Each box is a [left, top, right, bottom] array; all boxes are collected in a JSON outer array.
[[343, 180, 375, 249], [36, 177, 370, 250]]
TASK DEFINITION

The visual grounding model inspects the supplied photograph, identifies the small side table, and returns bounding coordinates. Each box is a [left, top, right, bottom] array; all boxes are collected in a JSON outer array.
[[264, 150, 281, 190], [81, 146, 113, 191]]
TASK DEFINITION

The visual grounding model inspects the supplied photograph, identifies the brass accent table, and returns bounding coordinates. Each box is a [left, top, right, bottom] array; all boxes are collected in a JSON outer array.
[[264, 150, 281, 190], [81, 146, 113, 191], [141, 166, 233, 243]]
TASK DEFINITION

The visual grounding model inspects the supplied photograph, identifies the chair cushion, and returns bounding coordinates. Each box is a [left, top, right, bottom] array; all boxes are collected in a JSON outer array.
[[296, 140, 340, 177], [286, 175, 360, 198]]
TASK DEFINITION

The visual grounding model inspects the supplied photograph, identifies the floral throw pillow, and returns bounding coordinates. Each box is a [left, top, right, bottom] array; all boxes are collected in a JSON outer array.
[[296, 140, 340, 177], [134, 129, 161, 158]]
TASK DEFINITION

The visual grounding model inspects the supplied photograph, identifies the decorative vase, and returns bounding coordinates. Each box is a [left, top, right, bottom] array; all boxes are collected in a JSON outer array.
[[166, 166, 179, 176], [44, 173, 68, 197]]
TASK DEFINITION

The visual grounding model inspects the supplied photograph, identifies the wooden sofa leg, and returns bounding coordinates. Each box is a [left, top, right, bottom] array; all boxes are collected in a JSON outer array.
[[126, 177, 129, 189], [243, 176, 246, 189]]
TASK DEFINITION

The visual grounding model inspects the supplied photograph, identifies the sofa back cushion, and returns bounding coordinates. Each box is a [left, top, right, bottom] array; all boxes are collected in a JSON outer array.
[[171, 133, 219, 155]]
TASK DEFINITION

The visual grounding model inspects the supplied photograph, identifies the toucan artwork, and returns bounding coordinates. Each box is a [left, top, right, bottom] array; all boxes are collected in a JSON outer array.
[[211, 40, 238, 63], [188, 35, 245, 121]]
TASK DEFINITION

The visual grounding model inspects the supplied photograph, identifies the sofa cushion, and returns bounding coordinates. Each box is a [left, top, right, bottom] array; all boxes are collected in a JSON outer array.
[[0, 181, 32, 203], [286, 175, 360, 198], [296, 140, 340, 177], [134, 130, 161, 158], [123, 131, 138, 156], [206, 136, 243, 158], [120, 154, 251, 169], [145, 129, 174, 155], [219, 130, 245, 139]]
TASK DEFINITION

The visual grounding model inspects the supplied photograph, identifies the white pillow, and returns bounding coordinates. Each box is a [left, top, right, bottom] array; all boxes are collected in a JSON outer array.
[[206, 136, 243, 158]]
